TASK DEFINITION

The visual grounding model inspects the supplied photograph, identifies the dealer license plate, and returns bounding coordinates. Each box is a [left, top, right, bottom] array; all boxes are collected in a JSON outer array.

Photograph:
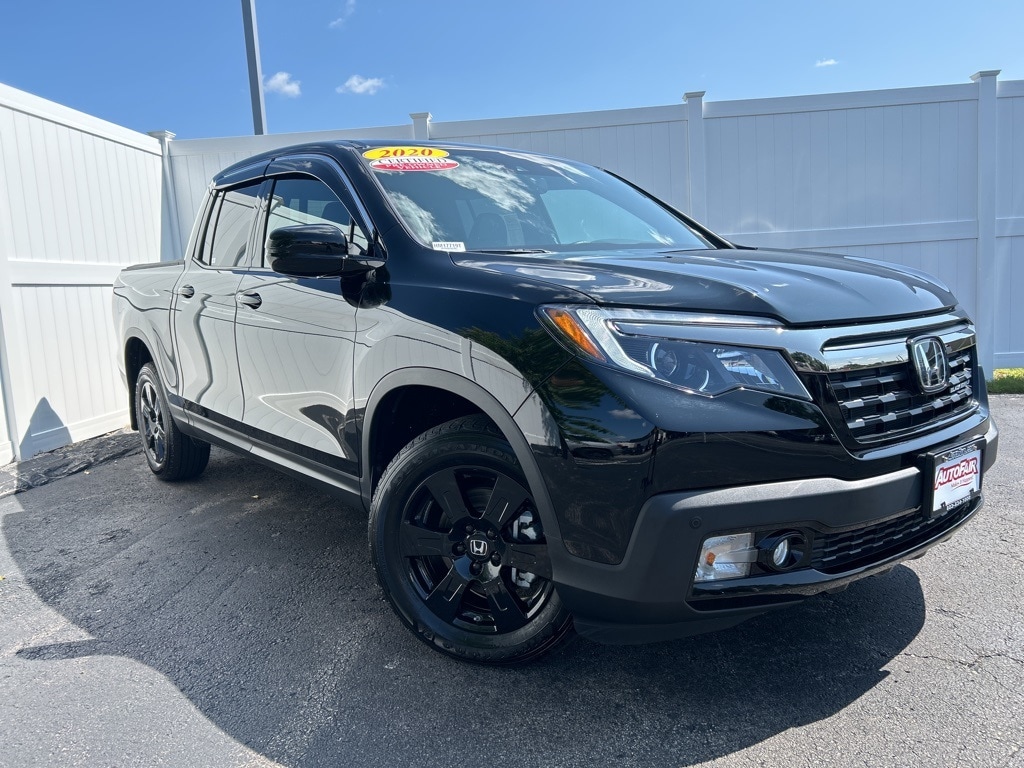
[[930, 442, 982, 517]]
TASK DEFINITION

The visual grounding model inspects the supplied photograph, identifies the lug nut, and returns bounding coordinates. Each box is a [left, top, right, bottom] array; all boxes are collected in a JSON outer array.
[[490, 553, 502, 566], [453, 543, 466, 555], [470, 562, 483, 576], [465, 524, 475, 534], [486, 529, 496, 540]]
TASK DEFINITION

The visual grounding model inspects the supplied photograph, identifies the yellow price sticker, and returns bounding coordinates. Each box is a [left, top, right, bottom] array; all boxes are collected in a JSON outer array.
[[362, 146, 449, 160]]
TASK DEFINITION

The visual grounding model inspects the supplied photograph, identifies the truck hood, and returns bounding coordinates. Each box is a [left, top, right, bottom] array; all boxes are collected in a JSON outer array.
[[452, 248, 958, 325]]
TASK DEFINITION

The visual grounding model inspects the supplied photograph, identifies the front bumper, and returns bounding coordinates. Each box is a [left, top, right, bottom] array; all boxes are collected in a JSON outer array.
[[553, 419, 998, 645]]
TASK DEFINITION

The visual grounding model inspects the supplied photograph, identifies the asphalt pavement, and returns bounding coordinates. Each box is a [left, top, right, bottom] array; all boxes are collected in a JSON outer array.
[[1, 398, 1022, 768]]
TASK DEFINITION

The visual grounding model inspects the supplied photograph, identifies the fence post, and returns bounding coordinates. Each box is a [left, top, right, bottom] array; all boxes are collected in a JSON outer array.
[[684, 91, 708, 222], [0, 236, 35, 461], [410, 112, 432, 140], [148, 131, 183, 262], [972, 70, 1000, 377], [0, 248, 18, 462]]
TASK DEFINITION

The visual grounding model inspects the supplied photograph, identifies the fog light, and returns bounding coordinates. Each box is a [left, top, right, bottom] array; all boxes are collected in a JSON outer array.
[[771, 538, 790, 568], [695, 533, 757, 582], [759, 531, 807, 571]]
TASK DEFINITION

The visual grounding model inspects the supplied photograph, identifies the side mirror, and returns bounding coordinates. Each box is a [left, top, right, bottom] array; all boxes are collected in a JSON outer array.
[[267, 225, 348, 277]]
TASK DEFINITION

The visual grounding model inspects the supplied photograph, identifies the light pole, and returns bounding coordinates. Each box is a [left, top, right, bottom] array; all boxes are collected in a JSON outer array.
[[240, 0, 267, 135]]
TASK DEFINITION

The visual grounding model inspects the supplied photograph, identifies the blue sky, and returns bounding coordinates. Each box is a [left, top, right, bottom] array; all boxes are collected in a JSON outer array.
[[1, 0, 1022, 139]]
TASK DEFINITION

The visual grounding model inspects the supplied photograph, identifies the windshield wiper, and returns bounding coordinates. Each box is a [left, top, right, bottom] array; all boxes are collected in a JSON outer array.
[[475, 248, 554, 255]]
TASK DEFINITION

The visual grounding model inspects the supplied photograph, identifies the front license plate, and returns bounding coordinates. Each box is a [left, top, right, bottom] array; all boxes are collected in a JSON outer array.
[[929, 441, 983, 517]]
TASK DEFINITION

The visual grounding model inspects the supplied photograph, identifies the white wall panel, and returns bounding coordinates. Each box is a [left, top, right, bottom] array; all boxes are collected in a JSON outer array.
[[997, 95, 1023, 220], [995, 94, 1024, 364], [8, 285, 125, 454], [705, 98, 978, 236], [0, 106, 161, 266], [993, 235, 1024, 367], [0, 83, 162, 460], [0, 365, 12, 464]]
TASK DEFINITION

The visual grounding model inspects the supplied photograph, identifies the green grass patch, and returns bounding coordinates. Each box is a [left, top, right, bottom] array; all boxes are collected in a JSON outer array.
[[988, 368, 1024, 394]]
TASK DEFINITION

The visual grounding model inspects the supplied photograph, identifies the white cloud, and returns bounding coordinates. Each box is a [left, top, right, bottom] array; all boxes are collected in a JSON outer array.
[[329, 0, 356, 28], [815, 58, 838, 68], [609, 408, 644, 420], [336, 75, 385, 95], [265, 71, 301, 97]]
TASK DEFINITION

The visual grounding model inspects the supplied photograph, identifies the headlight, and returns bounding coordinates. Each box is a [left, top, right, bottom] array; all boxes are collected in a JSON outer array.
[[538, 305, 810, 400]]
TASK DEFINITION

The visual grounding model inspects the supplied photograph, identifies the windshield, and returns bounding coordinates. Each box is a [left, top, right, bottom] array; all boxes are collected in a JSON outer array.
[[361, 146, 712, 253]]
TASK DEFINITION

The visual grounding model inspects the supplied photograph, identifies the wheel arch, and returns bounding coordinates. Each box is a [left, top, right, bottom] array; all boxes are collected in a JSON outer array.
[[360, 368, 565, 549], [123, 332, 156, 430], [122, 328, 178, 431]]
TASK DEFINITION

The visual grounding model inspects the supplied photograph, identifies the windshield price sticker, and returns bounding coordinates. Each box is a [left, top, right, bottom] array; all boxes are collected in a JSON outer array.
[[932, 445, 981, 514], [363, 147, 459, 172]]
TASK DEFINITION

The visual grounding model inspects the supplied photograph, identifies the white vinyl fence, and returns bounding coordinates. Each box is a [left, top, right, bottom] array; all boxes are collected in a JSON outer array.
[[1, 71, 1021, 461], [0, 83, 163, 463], [165, 71, 1024, 375]]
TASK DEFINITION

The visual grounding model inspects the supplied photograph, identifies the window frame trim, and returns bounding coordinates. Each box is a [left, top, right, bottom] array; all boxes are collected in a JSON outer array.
[[190, 179, 267, 272], [247, 154, 379, 275]]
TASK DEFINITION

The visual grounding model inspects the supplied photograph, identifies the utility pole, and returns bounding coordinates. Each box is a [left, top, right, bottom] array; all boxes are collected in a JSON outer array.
[[241, 0, 267, 135]]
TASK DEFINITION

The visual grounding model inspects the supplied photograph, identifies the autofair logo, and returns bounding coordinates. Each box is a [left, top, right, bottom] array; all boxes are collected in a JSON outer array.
[[934, 457, 979, 491]]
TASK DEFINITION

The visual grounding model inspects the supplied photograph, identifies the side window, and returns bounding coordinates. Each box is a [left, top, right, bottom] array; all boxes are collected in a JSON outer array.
[[197, 182, 262, 268], [265, 176, 369, 265]]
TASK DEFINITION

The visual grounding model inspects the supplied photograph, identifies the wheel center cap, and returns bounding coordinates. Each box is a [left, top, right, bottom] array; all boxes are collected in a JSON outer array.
[[466, 535, 491, 560]]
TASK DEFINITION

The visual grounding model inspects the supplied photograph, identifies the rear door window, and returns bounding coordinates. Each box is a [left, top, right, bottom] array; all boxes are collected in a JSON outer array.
[[197, 182, 262, 268]]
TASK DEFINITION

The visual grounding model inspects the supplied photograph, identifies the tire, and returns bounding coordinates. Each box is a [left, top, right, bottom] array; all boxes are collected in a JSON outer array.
[[135, 362, 210, 481], [369, 415, 573, 664]]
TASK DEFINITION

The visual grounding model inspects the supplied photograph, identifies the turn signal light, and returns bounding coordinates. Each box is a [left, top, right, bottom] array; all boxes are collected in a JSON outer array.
[[542, 308, 607, 362], [695, 533, 757, 582]]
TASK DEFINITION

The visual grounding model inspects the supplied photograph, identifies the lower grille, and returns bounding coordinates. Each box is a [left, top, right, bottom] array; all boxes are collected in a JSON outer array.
[[811, 502, 974, 573]]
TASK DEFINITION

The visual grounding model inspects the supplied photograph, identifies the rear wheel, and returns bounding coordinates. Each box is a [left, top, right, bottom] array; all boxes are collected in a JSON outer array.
[[369, 416, 573, 664], [135, 363, 210, 480]]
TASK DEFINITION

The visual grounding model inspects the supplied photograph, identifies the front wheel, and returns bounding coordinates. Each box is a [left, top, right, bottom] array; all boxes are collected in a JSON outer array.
[[369, 416, 573, 664]]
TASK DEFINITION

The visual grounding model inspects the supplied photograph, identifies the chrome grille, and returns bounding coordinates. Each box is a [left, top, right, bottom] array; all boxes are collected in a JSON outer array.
[[822, 326, 977, 444]]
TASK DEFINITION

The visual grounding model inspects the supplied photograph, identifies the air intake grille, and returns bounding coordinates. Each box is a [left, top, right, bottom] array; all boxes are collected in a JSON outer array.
[[826, 342, 975, 444], [811, 502, 975, 573]]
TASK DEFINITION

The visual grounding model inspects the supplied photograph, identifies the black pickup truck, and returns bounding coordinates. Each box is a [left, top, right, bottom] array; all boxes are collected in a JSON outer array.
[[113, 141, 998, 663]]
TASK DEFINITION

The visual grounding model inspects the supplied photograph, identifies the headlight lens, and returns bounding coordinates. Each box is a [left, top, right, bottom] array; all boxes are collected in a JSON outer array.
[[539, 305, 810, 400]]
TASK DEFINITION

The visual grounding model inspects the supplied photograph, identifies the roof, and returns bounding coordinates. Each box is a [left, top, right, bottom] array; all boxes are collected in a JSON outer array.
[[211, 138, 553, 187]]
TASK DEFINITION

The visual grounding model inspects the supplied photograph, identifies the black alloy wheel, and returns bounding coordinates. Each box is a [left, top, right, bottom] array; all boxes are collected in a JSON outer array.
[[134, 362, 210, 480], [369, 416, 573, 664], [138, 376, 167, 468]]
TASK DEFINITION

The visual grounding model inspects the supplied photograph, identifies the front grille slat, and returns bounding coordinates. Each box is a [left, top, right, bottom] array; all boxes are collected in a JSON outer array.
[[824, 338, 977, 444]]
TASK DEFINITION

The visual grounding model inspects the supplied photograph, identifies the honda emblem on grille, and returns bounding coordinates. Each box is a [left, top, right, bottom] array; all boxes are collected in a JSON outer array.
[[909, 336, 949, 394]]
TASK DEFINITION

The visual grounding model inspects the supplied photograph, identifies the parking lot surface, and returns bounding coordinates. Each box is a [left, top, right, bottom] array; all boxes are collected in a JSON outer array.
[[1, 398, 1022, 768]]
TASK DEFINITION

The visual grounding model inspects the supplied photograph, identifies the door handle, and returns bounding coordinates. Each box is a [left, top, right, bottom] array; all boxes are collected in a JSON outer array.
[[176, 284, 195, 298], [236, 292, 263, 309]]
